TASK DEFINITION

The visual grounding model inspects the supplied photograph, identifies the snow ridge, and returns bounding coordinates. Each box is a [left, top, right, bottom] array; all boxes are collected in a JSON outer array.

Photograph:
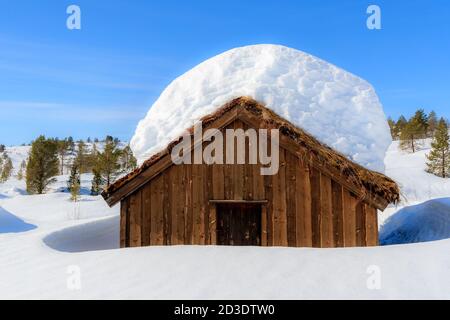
[[131, 44, 391, 172]]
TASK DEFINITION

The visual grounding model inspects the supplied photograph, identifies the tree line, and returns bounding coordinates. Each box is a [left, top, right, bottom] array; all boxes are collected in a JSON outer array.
[[388, 109, 449, 178], [0, 135, 137, 201]]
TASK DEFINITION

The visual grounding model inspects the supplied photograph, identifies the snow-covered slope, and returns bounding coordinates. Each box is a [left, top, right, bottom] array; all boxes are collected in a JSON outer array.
[[380, 198, 450, 245], [131, 44, 391, 172], [384, 140, 450, 204]]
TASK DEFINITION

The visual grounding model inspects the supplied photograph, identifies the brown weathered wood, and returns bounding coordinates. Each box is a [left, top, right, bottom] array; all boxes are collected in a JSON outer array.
[[163, 172, 171, 245], [129, 190, 142, 247], [150, 175, 164, 245], [184, 165, 193, 244], [169, 165, 179, 245], [331, 181, 344, 247], [120, 198, 128, 248], [209, 204, 217, 245], [365, 205, 378, 246], [343, 191, 357, 247], [271, 149, 288, 246], [141, 183, 151, 246], [296, 161, 312, 247], [192, 164, 205, 244], [232, 120, 245, 200], [310, 167, 321, 247], [320, 174, 333, 248], [261, 205, 268, 246], [209, 200, 268, 204], [356, 201, 367, 246], [285, 152, 297, 247]]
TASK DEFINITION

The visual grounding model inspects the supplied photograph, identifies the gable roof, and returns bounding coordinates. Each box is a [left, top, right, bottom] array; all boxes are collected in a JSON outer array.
[[102, 97, 400, 209]]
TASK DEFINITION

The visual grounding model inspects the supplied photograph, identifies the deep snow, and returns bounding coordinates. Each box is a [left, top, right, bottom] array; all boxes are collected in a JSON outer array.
[[0, 140, 449, 299], [130, 44, 391, 172]]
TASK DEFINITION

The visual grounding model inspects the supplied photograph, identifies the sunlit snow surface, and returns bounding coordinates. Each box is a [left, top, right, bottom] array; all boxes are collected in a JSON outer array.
[[130, 44, 391, 172]]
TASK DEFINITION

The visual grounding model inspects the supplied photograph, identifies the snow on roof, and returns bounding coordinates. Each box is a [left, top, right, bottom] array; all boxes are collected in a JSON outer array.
[[130, 44, 391, 172]]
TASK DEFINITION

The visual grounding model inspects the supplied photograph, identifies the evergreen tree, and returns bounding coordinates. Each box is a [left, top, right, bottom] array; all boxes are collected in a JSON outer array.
[[67, 162, 81, 201], [426, 118, 450, 178], [400, 110, 428, 152], [90, 167, 104, 196], [0, 144, 5, 152], [120, 145, 137, 173], [387, 117, 397, 140], [74, 141, 89, 173], [0, 153, 13, 182], [17, 160, 26, 180], [26, 136, 59, 194], [427, 111, 438, 137], [56, 138, 71, 175], [97, 139, 121, 187]]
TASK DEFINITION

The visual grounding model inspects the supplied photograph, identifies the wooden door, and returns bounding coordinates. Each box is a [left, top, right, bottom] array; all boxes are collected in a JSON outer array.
[[216, 204, 261, 246]]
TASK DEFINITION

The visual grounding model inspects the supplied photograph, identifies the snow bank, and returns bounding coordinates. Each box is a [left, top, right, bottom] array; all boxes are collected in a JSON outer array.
[[131, 44, 391, 172], [380, 198, 450, 245]]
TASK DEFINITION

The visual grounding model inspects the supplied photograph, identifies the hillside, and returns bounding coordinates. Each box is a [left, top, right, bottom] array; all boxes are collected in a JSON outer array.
[[0, 140, 449, 299]]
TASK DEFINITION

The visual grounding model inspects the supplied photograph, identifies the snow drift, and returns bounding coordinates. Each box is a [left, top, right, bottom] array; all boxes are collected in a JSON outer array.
[[131, 44, 391, 172], [380, 198, 450, 245]]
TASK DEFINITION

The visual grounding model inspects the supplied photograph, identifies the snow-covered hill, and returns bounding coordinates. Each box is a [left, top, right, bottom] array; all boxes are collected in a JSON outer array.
[[0, 139, 449, 299]]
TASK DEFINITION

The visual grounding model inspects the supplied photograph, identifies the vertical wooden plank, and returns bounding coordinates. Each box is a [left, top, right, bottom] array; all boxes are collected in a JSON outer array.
[[242, 122, 254, 200], [285, 152, 297, 247], [142, 183, 151, 246], [212, 164, 224, 200], [264, 174, 273, 246], [331, 181, 344, 247], [233, 120, 244, 200], [365, 204, 379, 246], [120, 198, 128, 248], [272, 149, 288, 246], [204, 163, 211, 244], [261, 205, 268, 246], [320, 174, 333, 248], [343, 191, 357, 247], [129, 190, 142, 247], [150, 175, 164, 245], [163, 171, 171, 245], [356, 201, 367, 246], [176, 165, 186, 244], [296, 162, 312, 247], [209, 205, 217, 245], [170, 165, 179, 245], [224, 122, 234, 200], [310, 167, 322, 247], [184, 165, 193, 244], [192, 164, 205, 244]]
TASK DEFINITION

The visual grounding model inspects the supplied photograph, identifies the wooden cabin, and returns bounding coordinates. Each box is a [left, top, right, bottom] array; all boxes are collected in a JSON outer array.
[[102, 97, 400, 248]]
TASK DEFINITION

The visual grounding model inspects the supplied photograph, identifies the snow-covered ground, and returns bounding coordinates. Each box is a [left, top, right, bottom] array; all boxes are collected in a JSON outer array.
[[0, 140, 449, 299]]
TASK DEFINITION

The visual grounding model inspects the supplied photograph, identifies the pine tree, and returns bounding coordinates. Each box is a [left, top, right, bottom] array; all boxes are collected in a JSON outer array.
[[427, 111, 438, 137], [120, 145, 137, 173], [0, 144, 5, 152], [97, 139, 121, 187], [387, 117, 397, 140], [56, 138, 71, 175], [74, 141, 89, 173], [17, 160, 26, 180], [67, 162, 81, 201], [0, 153, 13, 182], [426, 118, 450, 178], [400, 110, 428, 152], [26, 136, 59, 194], [90, 167, 104, 196]]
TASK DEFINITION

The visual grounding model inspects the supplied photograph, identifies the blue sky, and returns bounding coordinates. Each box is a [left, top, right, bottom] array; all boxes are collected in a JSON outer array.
[[0, 0, 449, 145]]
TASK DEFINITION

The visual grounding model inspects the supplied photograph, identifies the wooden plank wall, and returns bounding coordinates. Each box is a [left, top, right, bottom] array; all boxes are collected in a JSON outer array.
[[120, 119, 379, 248]]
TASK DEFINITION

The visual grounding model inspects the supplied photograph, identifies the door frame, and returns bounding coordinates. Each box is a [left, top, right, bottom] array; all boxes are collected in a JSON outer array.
[[208, 200, 268, 246]]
